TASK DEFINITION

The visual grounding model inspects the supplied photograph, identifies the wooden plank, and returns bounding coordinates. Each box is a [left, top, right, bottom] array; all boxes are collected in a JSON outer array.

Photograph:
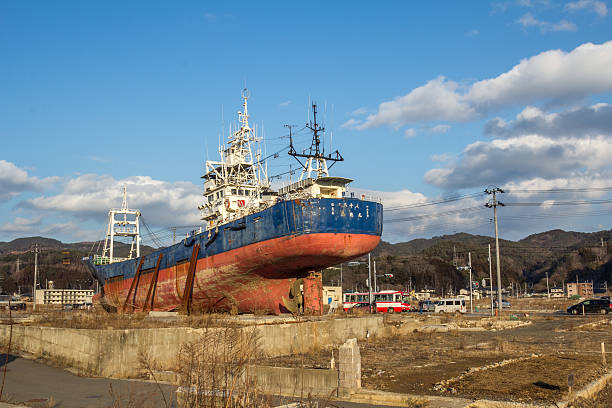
[[123, 257, 145, 313], [182, 243, 200, 315], [142, 253, 163, 312]]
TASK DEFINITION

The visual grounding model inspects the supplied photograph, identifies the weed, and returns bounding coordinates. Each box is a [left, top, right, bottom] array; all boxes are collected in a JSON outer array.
[[176, 325, 271, 407]]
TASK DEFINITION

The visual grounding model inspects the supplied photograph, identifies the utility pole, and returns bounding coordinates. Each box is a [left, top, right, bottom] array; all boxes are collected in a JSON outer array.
[[488, 244, 494, 316], [340, 263, 343, 290], [33, 244, 39, 311], [485, 187, 504, 316], [546, 272, 550, 300], [468, 252, 473, 313], [373, 260, 377, 293], [368, 253, 373, 312]]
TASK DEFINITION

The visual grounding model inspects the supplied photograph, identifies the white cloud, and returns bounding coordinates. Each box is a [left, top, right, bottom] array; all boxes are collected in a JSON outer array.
[[22, 174, 203, 228], [517, 13, 577, 32], [404, 128, 416, 138], [351, 107, 369, 116], [503, 176, 612, 202], [341, 118, 363, 128], [565, 0, 608, 16], [431, 153, 451, 162], [430, 124, 451, 134], [0, 160, 59, 201], [355, 41, 612, 129], [279, 101, 291, 107], [425, 134, 612, 189], [0, 217, 42, 234], [353, 187, 487, 243], [204, 13, 217, 21], [485, 103, 612, 138], [355, 77, 477, 129], [466, 29, 480, 37]]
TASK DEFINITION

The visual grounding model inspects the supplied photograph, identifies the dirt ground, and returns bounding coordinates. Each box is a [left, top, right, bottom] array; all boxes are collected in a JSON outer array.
[[266, 311, 612, 404], [571, 381, 612, 408]]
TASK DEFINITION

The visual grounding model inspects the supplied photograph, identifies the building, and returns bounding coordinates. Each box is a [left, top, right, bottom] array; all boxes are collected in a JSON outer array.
[[459, 288, 482, 300], [323, 286, 342, 305], [415, 289, 435, 300], [550, 288, 564, 298], [566, 282, 593, 298], [35, 288, 94, 306]]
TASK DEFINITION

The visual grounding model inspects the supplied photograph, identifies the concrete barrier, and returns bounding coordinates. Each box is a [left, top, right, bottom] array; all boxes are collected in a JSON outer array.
[[251, 366, 338, 398], [0, 315, 383, 378]]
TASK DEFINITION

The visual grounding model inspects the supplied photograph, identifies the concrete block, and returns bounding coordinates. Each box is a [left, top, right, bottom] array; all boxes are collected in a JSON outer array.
[[338, 337, 361, 396]]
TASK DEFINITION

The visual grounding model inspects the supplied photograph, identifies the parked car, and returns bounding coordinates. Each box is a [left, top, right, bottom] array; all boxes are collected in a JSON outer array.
[[493, 299, 512, 309], [348, 302, 371, 313], [418, 300, 436, 312], [567, 298, 611, 314], [434, 298, 466, 313]]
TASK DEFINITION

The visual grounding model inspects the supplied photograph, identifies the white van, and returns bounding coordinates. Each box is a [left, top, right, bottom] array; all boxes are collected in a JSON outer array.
[[434, 298, 466, 313]]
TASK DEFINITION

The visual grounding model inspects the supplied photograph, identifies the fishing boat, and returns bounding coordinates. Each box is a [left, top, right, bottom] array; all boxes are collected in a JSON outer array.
[[86, 89, 383, 314]]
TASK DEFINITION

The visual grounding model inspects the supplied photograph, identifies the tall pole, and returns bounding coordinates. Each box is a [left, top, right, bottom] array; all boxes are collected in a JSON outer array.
[[373, 261, 377, 293], [368, 253, 373, 312], [488, 244, 494, 316], [340, 263, 343, 290], [486, 187, 504, 316], [33, 244, 38, 311], [468, 252, 473, 313]]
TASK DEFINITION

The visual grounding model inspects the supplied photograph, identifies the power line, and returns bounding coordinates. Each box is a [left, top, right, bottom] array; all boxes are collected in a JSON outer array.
[[384, 206, 486, 223], [505, 186, 612, 194], [384, 192, 485, 212], [505, 199, 612, 206]]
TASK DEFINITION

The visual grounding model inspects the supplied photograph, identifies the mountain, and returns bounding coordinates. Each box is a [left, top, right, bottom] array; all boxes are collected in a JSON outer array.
[[3, 230, 611, 297], [324, 229, 612, 295], [0, 237, 157, 294]]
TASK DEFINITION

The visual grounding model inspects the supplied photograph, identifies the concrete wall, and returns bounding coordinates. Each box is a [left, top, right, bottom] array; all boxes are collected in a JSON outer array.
[[251, 366, 338, 398], [0, 315, 383, 378]]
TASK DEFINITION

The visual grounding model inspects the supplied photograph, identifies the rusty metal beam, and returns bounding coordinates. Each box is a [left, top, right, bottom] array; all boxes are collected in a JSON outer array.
[[123, 257, 145, 313], [142, 253, 163, 312], [182, 243, 200, 315]]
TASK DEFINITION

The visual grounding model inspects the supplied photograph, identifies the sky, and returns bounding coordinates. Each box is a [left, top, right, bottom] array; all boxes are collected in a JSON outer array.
[[1, 0, 612, 245]]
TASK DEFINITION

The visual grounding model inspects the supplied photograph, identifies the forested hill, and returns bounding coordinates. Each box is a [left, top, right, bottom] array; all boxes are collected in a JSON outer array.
[[0, 237, 155, 294], [2, 230, 612, 296], [325, 229, 612, 294]]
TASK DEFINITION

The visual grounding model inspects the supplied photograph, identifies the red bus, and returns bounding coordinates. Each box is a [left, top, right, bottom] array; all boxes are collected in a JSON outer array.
[[343, 290, 411, 313]]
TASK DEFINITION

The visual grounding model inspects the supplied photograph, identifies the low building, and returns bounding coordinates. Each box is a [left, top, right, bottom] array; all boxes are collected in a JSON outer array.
[[323, 286, 342, 305], [566, 282, 593, 298], [415, 289, 435, 300], [550, 287, 564, 298], [459, 288, 482, 300], [35, 288, 94, 306]]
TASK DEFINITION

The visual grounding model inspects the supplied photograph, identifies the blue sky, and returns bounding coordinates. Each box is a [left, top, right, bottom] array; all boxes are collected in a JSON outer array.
[[1, 0, 612, 244]]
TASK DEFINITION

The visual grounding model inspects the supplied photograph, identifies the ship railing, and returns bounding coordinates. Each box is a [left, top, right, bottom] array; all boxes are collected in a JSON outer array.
[[93, 255, 110, 265], [93, 255, 129, 265], [347, 192, 382, 203]]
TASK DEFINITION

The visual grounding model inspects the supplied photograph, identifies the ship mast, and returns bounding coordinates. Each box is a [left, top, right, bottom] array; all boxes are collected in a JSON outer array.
[[99, 185, 141, 264], [199, 89, 270, 230], [288, 103, 343, 180]]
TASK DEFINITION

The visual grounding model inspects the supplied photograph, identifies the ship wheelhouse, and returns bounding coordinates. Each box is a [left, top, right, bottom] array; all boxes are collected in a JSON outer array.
[[199, 89, 270, 229]]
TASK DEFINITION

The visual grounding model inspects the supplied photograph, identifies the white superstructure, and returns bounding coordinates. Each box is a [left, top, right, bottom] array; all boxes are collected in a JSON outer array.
[[199, 89, 271, 230]]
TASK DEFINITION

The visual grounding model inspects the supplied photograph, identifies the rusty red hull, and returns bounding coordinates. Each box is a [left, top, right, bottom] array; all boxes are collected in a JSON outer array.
[[97, 232, 380, 314]]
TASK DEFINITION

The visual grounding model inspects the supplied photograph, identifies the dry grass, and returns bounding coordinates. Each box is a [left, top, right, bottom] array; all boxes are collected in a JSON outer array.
[[176, 325, 271, 408], [24, 309, 236, 330]]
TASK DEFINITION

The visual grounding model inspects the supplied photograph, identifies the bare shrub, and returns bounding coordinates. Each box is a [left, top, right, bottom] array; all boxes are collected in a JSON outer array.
[[176, 325, 270, 407]]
